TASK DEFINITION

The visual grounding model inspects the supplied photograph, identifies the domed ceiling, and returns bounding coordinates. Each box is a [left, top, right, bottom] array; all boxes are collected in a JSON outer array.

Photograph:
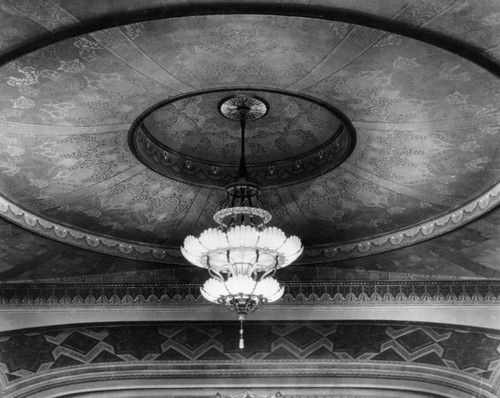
[[0, 0, 498, 279], [132, 88, 354, 188]]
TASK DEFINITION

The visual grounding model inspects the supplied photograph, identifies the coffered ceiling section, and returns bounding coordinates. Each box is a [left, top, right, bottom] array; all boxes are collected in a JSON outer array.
[[0, 1, 497, 271]]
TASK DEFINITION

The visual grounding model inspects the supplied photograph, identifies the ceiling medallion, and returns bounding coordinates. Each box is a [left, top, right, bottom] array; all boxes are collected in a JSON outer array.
[[181, 96, 303, 348], [219, 95, 269, 121]]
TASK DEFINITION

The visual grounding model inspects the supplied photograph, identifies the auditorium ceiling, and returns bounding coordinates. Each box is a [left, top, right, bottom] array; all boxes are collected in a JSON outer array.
[[0, 0, 498, 282], [0, 1, 499, 398]]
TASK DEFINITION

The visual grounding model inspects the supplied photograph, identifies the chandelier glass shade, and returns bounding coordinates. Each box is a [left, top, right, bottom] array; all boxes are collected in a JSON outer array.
[[181, 95, 303, 348], [182, 225, 303, 271], [201, 275, 284, 309]]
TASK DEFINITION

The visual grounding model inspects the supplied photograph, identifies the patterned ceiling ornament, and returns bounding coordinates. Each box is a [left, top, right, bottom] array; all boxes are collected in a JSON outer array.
[[130, 88, 355, 189], [182, 96, 303, 348], [216, 391, 283, 398]]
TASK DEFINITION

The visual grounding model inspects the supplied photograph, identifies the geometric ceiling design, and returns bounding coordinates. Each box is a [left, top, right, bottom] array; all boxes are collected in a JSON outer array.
[[1, 321, 500, 398], [0, 322, 500, 396], [0, 0, 498, 279]]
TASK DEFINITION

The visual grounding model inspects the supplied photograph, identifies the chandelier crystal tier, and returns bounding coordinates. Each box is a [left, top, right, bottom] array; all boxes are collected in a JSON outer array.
[[181, 95, 303, 348]]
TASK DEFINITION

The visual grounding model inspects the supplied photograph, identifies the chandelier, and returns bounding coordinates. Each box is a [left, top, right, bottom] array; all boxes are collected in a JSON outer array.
[[181, 95, 303, 348]]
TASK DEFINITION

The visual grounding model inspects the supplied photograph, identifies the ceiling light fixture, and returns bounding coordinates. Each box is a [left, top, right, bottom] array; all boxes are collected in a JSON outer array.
[[181, 95, 303, 348]]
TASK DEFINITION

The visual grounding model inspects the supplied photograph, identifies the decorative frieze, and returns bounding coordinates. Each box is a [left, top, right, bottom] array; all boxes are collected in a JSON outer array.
[[0, 280, 498, 307], [0, 181, 498, 264]]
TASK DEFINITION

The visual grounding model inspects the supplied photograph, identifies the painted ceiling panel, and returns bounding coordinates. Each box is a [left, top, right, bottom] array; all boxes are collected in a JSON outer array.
[[302, 35, 500, 124], [286, 170, 444, 243], [39, 169, 200, 244], [0, 130, 138, 204], [0, 218, 61, 278], [125, 16, 353, 89], [0, 1, 496, 280], [348, 124, 500, 201], [0, 37, 177, 126], [301, 33, 500, 203], [423, 0, 500, 55], [1, 0, 79, 32], [287, 25, 386, 92], [0, 2, 50, 54], [49, 0, 166, 22], [310, 0, 410, 18]]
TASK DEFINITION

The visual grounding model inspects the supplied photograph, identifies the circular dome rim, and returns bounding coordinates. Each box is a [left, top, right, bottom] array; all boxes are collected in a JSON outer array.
[[128, 87, 357, 189]]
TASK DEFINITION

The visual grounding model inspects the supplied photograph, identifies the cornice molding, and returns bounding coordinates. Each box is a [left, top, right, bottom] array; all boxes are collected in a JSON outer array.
[[1, 358, 497, 398], [308, 183, 500, 261], [0, 181, 498, 264], [1, 280, 499, 308]]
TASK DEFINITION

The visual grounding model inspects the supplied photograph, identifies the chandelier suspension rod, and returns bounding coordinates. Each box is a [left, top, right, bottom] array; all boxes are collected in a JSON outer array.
[[237, 106, 249, 180]]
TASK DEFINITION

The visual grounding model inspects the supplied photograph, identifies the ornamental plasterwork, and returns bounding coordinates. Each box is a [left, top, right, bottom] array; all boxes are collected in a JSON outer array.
[[0, 6, 497, 269], [0, 182, 497, 263], [1, 281, 499, 307]]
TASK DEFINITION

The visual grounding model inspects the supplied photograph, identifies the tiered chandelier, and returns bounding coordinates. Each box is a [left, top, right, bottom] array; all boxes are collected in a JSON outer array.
[[181, 95, 303, 348]]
